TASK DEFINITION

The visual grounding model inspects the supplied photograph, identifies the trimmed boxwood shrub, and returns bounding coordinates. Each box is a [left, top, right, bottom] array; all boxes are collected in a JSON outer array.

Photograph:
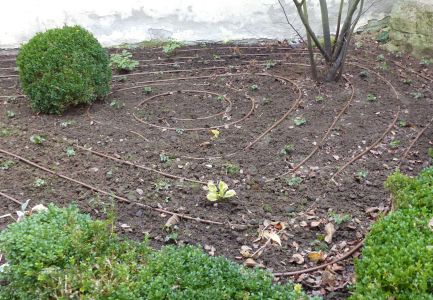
[[352, 167, 433, 299], [17, 26, 111, 114], [351, 208, 433, 299], [385, 167, 433, 210], [0, 205, 314, 300]]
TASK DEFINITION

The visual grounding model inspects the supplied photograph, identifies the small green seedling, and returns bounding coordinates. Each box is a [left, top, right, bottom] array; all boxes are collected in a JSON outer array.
[[410, 92, 423, 99], [110, 99, 124, 109], [376, 54, 385, 62], [265, 60, 276, 69], [428, 148, 433, 159], [294, 117, 306, 126], [367, 93, 377, 102], [60, 120, 76, 128], [7, 96, 17, 103], [159, 153, 173, 163], [355, 42, 363, 49], [162, 41, 183, 55], [403, 78, 412, 85], [110, 50, 139, 72], [359, 70, 368, 78], [250, 84, 258, 91], [279, 144, 294, 156], [355, 170, 369, 182], [285, 176, 303, 187], [217, 95, 225, 101], [213, 54, 221, 60], [420, 58, 432, 66], [389, 139, 400, 149], [206, 181, 236, 201], [210, 129, 220, 140], [378, 62, 389, 71], [398, 120, 407, 128], [376, 31, 389, 43], [0, 160, 15, 170], [143, 86, 152, 94], [330, 213, 351, 225], [224, 163, 240, 175], [5, 111, 15, 118], [315, 95, 324, 102], [30, 135, 45, 145], [34, 178, 46, 187], [154, 180, 171, 192], [175, 128, 184, 135], [66, 147, 76, 157]]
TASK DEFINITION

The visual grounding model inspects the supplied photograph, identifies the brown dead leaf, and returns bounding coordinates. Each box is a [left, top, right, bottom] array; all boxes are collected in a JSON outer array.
[[307, 251, 325, 263], [292, 253, 305, 265], [300, 221, 308, 227], [321, 269, 336, 286], [324, 223, 336, 244], [240, 245, 253, 258], [244, 258, 257, 268], [204, 245, 216, 256], [262, 231, 282, 246], [165, 214, 180, 228], [292, 241, 299, 251], [311, 221, 321, 228]]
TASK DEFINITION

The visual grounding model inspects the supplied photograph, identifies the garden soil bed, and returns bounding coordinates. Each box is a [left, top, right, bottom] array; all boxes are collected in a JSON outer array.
[[1, 36, 432, 299]]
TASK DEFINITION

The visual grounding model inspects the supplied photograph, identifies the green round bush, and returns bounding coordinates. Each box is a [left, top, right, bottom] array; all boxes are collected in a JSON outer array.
[[17, 26, 111, 114]]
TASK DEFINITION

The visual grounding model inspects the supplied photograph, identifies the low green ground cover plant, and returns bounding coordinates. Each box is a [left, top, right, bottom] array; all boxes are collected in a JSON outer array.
[[352, 167, 433, 299], [17, 26, 111, 114], [110, 50, 139, 72], [0, 205, 312, 299]]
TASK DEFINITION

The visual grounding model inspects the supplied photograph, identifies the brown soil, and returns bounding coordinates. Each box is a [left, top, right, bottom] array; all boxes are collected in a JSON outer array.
[[1, 36, 432, 299]]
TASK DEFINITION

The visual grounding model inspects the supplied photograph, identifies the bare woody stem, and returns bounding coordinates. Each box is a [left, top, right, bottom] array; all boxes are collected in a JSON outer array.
[[302, 0, 318, 80], [319, 0, 332, 57]]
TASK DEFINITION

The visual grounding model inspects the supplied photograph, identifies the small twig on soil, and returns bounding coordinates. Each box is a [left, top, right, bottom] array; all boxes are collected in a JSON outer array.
[[393, 61, 433, 83], [75, 145, 207, 185], [0, 191, 22, 205], [0, 147, 247, 228], [398, 117, 433, 168], [274, 239, 364, 277], [331, 109, 400, 180]]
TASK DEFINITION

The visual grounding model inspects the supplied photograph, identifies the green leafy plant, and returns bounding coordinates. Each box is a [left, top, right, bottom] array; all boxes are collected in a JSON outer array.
[[162, 41, 183, 55], [280, 143, 295, 156], [159, 153, 174, 163], [285, 176, 303, 187], [330, 213, 351, 225], [65, 147, 76, 157], [265, 60, 276, 69], [398, 120, 407, 128], [376, 31, 389, 43], [355, 170, 368, 182], [217, 95, 225, 101], [376, 54, 385, 62], [16, 26, 111, 114], [420, 58, 432, 66], [0, 205, 312, 299], [403, 78, 412, 85], [367, 93, 377, 102], [154, 180, 171, 192], [33, 178, 46, 187], [30, 134, 45, 145], [175, 128, 184, 135], [206, 181, 236, 201], [389, 139, 400, 149], [250, 84, 258, 91], [359, 70, 368, 78], [0, 160, 15, 170], [110, 50, 139, 72], [5, 111, 15, 118], [224, 163, 240, 175], [60, 120, 76, 128], [293, 117, 306, 126], [410, 91, 423, 99], [213, 54, 221, 60], [352, 208, 433, 299], [110, 99, 124, 109], [315, 95, 324, 102], [143, 86, 152, 94], [428, 148, 433, 160]]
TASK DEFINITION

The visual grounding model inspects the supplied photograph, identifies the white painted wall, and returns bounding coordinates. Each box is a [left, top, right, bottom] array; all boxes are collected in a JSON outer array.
[[0, 0, 395, 48]]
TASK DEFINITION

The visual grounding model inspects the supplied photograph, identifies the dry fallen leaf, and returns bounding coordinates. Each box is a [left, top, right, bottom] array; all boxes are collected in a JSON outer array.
[[292, 253, 305, 265], [307, 251, 325, 263], [321, 268, 336, 286], [262, 231, 282, 246], [244, 258, 257, 267], [324, 223, 336, 244], [429, 218, 433, 232], [240, 245, 253, 258], [165, 214, 180, 228], [204, 245, 216, 256], [311, 221, 321, 228]]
